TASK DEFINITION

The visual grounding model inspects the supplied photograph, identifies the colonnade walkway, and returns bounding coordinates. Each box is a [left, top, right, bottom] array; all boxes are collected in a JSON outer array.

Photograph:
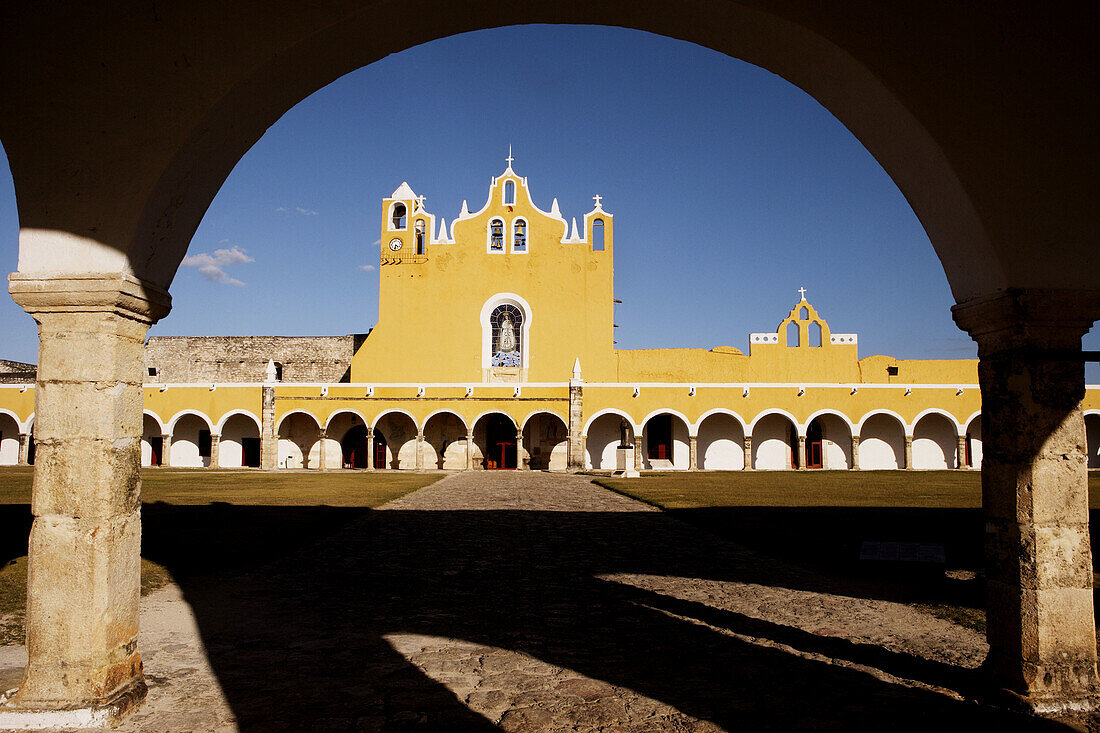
[[0, 472, 1074, 731]]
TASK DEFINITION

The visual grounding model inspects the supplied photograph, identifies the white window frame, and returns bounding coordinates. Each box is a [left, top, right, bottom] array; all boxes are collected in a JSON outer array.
[[511, 217, 529, 253], [480, 293, 533, 370]]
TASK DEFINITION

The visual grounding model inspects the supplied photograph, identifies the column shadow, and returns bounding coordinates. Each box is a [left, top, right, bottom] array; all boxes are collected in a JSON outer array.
[[140, 500, 1077, 731]]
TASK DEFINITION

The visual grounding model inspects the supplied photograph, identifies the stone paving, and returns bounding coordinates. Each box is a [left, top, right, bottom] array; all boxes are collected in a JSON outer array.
[[0, 471, 1080, 731]]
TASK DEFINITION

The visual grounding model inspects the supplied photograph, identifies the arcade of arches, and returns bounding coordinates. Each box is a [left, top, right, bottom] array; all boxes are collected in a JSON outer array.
[[0, 1, 1098, 723]]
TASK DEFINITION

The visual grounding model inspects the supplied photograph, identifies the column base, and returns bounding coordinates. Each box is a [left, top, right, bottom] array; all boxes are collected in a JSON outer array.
[[0, 678, 146, 730]]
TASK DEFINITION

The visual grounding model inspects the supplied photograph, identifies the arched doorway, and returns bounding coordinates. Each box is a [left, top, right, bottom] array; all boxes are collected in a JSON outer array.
[[277, 412, 322, 469], [805, 413, 853, 470], [219, 413, 262, 468], [521, 412, 568, 471], [1085, 413, 1099, 470], [696, 412, 745, 470], [373, 412, 418, 469], [584, 412, 635, 470], [751, 413, 798, 470], [858, 413, 907, 470], [0, 412, 20, 465], [912, 412, 959, 469], [341, 425, 370, 468], [473, 413, 518, 470], [422, 411, 468, 469]]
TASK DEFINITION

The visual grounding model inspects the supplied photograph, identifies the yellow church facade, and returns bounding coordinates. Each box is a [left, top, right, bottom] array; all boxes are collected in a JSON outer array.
[[2, 160, 1099, 472]]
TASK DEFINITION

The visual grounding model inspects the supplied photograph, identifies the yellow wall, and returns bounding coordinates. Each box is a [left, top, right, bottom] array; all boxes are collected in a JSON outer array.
[[351, 167, 616, 383]]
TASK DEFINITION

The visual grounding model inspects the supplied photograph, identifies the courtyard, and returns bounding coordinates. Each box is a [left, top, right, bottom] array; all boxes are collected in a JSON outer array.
[[0, 468, 1094, 730]]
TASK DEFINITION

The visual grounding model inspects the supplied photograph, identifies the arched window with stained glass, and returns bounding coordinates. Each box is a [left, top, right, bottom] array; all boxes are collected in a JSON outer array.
[[490, 304, 524, 367], [489, 218, 504, 252]]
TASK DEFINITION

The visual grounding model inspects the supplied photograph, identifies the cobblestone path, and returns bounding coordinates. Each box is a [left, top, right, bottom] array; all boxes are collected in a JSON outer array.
[[0, 472, 1072, 732]]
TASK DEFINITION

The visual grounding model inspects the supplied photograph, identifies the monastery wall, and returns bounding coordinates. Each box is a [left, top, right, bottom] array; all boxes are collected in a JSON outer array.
[[145, 336, 359, 383]]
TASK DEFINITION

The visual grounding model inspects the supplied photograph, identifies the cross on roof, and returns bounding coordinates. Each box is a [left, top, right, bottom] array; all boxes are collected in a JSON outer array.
[[798, 286, 807, 300], [506, 145, 514, 167], [415, 195, 426, 210], [593, 194, 602, 207]]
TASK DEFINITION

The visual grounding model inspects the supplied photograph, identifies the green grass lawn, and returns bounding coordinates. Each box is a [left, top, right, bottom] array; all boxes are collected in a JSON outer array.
[[595, 470, 1100, 633], [0, 467, 439, 645]]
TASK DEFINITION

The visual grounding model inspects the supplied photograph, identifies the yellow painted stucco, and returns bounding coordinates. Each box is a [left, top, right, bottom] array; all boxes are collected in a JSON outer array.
[[2, 161, 1098, 469]]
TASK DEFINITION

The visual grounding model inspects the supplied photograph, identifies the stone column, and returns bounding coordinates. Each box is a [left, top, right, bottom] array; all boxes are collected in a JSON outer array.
[[261, 385, 277, 470], [633, 435, 644, 471], [850, 435, 860, 470], [415, 430, 424, 471], [317, 428, 328, 471], [209, 433, 220, 469], [366, 428, 375, 471], [567, 379, 584, 471], [688, 435, 699, 471], [160, 433, 172, 467], [17, 432, 29, 465], [466, 431, 475, 471], [796, 435, 807, 470], [904, 435, 914, 470], [4, 274, 170, 722], [514, 433, 525, 470], [956, 434, 968, 469], [953, 289, 1100, 711], [743, 436, 753, 470]]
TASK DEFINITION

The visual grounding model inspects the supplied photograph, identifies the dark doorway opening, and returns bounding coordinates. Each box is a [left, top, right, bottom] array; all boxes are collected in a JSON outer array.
[[241, 437, 261, 468], [342, 425, 370, 468], [647, 414, 673, 461], [485, 414, 517, 469], [807, 421, 823, 469], [789, 424, 800, 469], [149, 436, 163, 466], [373, 432, 389, 469]]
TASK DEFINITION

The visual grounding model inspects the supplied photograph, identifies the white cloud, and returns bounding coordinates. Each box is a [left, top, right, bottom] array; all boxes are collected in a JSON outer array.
[[372, 238, 382, 246], [181, 245, 255, 286], [359, 264, 376, 272], [276, 205, 318, 216]]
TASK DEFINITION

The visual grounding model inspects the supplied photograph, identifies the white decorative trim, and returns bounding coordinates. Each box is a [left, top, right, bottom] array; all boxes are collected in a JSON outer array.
[[422, 409, 469, 431], [480, 293, 533, 371], [486, 217, 506, 254], [750, 333, 780, 344], [510, 216, 529, 253], [386, 200, 409, 232], [748, 408, 803, 435], [582, 408, 639, 435], [829, 333, 858, 344], [215, 409, 262, 433], [471, 410, 518, 429], [639, 408, 692, 433], [855, 409, 909, 434], [691, 408, 748, 434], [802, 409, 856, 433], [370, 408, 420, 430], [321, 408, 368, 431], [274, 409, 322, 433], [519, 409, 568, 431], [167, 409, 215, 432], [911, 407, 964, 434]]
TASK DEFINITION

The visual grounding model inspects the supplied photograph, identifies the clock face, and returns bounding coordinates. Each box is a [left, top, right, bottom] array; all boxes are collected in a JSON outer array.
[[389, 238, 403, 251]]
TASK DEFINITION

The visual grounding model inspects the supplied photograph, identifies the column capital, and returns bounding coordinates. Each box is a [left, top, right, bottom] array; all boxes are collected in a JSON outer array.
[[9, 273, 172, 325], [952, 288, 1100, 354]]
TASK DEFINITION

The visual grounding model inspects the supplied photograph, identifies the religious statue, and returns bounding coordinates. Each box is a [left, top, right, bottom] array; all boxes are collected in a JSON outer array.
[[619, 417, 632, 448], [499, 316, 516, 353]]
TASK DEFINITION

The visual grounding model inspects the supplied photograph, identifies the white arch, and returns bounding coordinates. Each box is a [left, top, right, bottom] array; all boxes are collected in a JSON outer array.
[[911, 408, 963, 435], [582, 408, 639, 436], [520, 409, 567, 432], [480, 292, 533, 370], [803, 409, 856, 434], [640, 408, 692, 433], [167, 409, 215, 432], [962, 410, 983, 431], [274, 409, 321, 433], [856, 409, 909, 435], [1083, 409, 1100, 418], [748, 408, 802, 435], [691, 408, 747, 435], [142, 409, 167, 434], [0, 408, 26, 433], [215, 409, 261, 434], [371, 408, 420, 431], [471, 410, 518, 430], [323, 408, 368, 431], [23, 413, 34, 433], [422, 409, 469, 432]]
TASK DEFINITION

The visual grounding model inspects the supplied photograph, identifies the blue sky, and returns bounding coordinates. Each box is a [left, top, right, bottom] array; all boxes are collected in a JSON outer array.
[[0, 25, 1096, 380]]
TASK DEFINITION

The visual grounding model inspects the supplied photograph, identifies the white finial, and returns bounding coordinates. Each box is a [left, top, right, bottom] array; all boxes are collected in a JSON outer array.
[[572, 358, 582, 380], [569, 217, 580, 241], [592, 194, 603, 208], [435, 217, 448, 243], [550, 198, 560, 217], [460, 200, 470, 217], [506, 145, 514, 168], [798, 286, 807, 301], [264, 359, 277, 383], [415, 194, 426, 210]]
